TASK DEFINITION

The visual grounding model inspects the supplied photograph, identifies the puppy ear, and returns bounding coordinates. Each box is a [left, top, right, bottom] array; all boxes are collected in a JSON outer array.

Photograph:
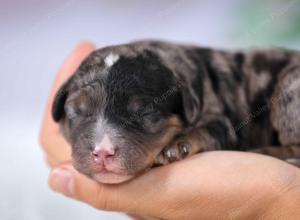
[[180, 79, 203, 125], [52, 81, 71, 122]]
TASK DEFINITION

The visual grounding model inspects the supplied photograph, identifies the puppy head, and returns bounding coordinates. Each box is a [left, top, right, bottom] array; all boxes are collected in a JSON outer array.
[[52, 43, 202, 183]]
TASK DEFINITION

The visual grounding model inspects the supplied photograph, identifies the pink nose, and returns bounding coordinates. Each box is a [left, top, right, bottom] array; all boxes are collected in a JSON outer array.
[[92, 134, 116, 165], [92, 147, 115, 159]]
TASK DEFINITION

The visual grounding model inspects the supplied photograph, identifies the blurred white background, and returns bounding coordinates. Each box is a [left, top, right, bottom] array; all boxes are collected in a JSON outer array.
[[0, 0, 299, 219]]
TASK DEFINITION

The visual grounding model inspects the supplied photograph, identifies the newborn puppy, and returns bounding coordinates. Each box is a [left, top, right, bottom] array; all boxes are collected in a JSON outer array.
[[52, 40, 300, 184]]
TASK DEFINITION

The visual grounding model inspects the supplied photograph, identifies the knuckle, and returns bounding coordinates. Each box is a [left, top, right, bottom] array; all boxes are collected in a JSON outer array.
[[92, 186, 116, 211], [46, 156, 55, 167]]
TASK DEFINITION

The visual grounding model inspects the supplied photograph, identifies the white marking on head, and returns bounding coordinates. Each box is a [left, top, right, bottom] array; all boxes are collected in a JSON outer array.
[[104, 53, 119, 67], [93, 115, 119, 150], [94, 134, 115, 154]]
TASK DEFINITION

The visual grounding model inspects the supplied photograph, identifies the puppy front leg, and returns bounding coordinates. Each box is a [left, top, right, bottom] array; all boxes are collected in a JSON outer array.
[[154, 116, 237, 165]]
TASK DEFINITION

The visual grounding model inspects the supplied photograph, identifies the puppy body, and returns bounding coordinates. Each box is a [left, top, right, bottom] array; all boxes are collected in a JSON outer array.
[[52, 40, 300, 183]]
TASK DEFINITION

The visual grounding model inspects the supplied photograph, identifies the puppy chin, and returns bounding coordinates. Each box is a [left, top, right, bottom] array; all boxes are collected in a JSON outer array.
[[92, 172, 134, 184]]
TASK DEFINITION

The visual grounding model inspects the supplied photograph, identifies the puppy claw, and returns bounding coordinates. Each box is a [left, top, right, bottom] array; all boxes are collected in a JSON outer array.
[[153, 153, 165, 166], [164, 146, 179, 163], [154, 139, 191, 166], [178, 142, 189, 158]]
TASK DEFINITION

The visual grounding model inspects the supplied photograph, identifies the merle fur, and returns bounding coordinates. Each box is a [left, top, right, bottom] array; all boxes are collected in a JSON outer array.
[[52, 40, 300, 179]]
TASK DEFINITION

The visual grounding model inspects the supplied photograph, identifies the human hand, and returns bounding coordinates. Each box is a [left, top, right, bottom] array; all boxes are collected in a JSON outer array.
[[40, 43, 300, 220], [48, 151, 300, 219], [40, 42, 96, 167]]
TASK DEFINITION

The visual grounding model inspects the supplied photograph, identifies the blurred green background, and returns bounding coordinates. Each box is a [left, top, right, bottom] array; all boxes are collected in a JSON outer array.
[[230, 0, 300, 47]]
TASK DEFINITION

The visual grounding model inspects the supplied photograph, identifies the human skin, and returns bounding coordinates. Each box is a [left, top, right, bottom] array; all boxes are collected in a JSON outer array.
[[40, 42, 300, 220]]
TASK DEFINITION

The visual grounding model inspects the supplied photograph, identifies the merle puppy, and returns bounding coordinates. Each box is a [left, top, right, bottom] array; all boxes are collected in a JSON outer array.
[[52, 40, 300, 184]]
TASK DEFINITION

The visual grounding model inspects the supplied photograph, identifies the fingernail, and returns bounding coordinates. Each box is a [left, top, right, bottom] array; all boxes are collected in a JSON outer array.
[[49, 167, 74, 197]]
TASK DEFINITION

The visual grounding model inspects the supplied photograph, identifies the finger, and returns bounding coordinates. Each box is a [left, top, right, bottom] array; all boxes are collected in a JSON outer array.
[[41, 131, 71, 167], [48, 163, 171, 215], [48, 164, 130, 211], [48, 152, 300, 219], [40, 42, 96, 164], [41, 41, 96, 134], [48, 42, 96, 104], [46, 154, 72, 168]]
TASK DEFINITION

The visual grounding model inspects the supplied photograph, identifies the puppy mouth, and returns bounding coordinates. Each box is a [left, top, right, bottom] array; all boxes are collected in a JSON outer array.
[[90, 157, 159, 184], [73, 161, 134, 184], [74, 148, 163, 184], [90, 163, 154, 184], [93, 160, 156, 184]]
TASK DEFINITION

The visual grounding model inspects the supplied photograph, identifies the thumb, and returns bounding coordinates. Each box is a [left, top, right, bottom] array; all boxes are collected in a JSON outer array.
[[48, 164, 132, 212], [48, 163, 178, 218]]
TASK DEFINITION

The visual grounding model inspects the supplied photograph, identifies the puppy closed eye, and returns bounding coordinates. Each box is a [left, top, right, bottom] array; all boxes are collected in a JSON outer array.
[[127, 96, 144, 113], [138, 105, 162, 128], [127, 96, 158, 115], [141, 107, 160, 121], [65, 104, 82, 119], [142, 111, 164, 133], [65, 94, 91, 119]]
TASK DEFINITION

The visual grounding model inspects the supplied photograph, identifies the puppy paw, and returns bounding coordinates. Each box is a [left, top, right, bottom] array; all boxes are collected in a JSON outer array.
[[154, 138, 191, 166]]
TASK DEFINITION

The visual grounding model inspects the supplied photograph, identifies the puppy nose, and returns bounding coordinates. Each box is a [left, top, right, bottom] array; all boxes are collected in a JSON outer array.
[[92, 147, 115, 159], [92, 134, 115, 164]]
